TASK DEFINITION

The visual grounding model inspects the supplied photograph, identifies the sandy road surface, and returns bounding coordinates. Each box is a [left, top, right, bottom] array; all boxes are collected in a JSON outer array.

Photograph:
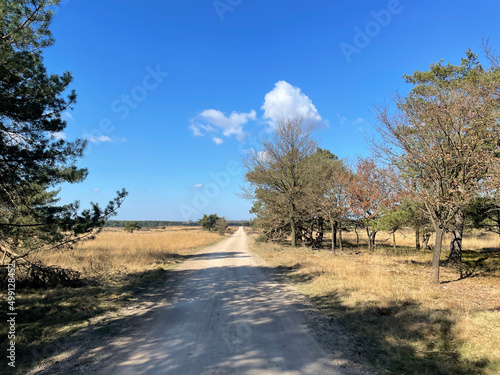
[[95, 227, 365, 375]]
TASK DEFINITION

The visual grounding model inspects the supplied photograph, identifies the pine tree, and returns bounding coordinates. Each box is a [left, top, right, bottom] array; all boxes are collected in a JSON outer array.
[[0, 1, 127, 272]]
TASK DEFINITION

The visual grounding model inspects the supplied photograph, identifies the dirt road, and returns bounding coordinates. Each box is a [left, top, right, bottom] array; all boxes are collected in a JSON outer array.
[[98, 227, 367, 375]]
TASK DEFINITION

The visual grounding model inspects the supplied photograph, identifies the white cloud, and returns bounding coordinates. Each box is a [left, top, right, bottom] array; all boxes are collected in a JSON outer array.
[[262, 81, 327, 129], [51, 131, 67, 140], [188, 123, 216, 137], [189, 109, 256, 142], [93, 188, 101, 193], [62, 111, 75, 122], [86, 135, 113, 143], [336, 112, 348, 125], [3, 131, 28, 145], [212, 136, 224, 145], [188, 81, 328, 144], [352, 117, 364, 125], [257, 150, 270, 163], [188, 184, 205, 190]]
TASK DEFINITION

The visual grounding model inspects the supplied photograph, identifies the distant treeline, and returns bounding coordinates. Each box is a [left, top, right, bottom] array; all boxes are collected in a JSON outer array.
[[104, 220, 248, 228]]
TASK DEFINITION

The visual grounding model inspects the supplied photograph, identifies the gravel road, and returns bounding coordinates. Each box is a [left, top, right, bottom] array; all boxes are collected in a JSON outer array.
[[32, 227, 371, 375], [100, 227, 365, 375]]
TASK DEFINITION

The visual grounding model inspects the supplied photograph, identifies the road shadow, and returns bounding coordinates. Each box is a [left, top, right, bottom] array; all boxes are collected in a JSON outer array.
[[188, 251, 250, 260]]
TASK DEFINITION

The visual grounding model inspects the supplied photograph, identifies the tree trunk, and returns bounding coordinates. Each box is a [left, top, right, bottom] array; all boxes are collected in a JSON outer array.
[[366, 227, 376, 251], [448, 209, 464, 263], [339, 222, 343, 252], [332, 221, 338, 249], [392, 231, 396, 251], [496, 212, 500, 248], [415, 225, 421, 250], [330, 219, 336, 254], [430, 227, 445, 284], [423, 233, 431, 250], [354, 225, 360, 247], [291, 221, 297, 247], [317, 217, 324, 248]]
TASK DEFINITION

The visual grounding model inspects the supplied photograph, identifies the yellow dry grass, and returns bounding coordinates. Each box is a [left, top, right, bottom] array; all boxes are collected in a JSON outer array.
[[339, 227, 500, 250], [34, 227, 221, 276], [251, 231, 500, 375]]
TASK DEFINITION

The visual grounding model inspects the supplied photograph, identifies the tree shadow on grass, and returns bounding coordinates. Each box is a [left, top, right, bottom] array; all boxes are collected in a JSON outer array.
[[307, 292, 491, 375], [268, 263, 494, 375]]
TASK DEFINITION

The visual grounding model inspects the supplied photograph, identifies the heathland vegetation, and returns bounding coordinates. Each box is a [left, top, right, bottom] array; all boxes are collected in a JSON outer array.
[[0, 1, 499, 374]]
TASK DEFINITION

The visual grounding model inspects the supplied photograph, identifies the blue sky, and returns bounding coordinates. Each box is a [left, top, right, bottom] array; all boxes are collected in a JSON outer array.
[[45, 0, 500, 221]]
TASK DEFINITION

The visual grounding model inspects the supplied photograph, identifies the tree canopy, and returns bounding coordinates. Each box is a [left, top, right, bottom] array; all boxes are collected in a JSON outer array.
[[0, 1, 127, 272], [375, 51, 500, 283], [199, 214, 220, 231]]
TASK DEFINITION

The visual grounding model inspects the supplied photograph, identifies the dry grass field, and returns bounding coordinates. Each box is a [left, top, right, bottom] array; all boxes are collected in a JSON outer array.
[[1, 227, 223, 374], [250, 228, 500, 375], [34, 226, 221, 276], [340, 228, 500, 251]]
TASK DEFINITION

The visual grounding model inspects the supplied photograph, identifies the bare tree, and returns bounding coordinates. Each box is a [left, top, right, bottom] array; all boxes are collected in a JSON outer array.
[[482, 38, 500, 69], [307, 149, 351, 252], [243, 118, 317, 247], [347, 158, 400, 251]]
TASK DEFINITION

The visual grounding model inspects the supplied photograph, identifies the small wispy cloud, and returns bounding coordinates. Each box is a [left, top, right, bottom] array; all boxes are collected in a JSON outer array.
[[187, 183, 208, 190], [188, 123, 216, 137], [62, 111, 75, 122], [85, 135, 113, 143], [336, 113, 348, 125], [51, 131, 67, 140], [93, 188, 101, 193], [189, 109, 256, 142], [336, 114, 366, 128]]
